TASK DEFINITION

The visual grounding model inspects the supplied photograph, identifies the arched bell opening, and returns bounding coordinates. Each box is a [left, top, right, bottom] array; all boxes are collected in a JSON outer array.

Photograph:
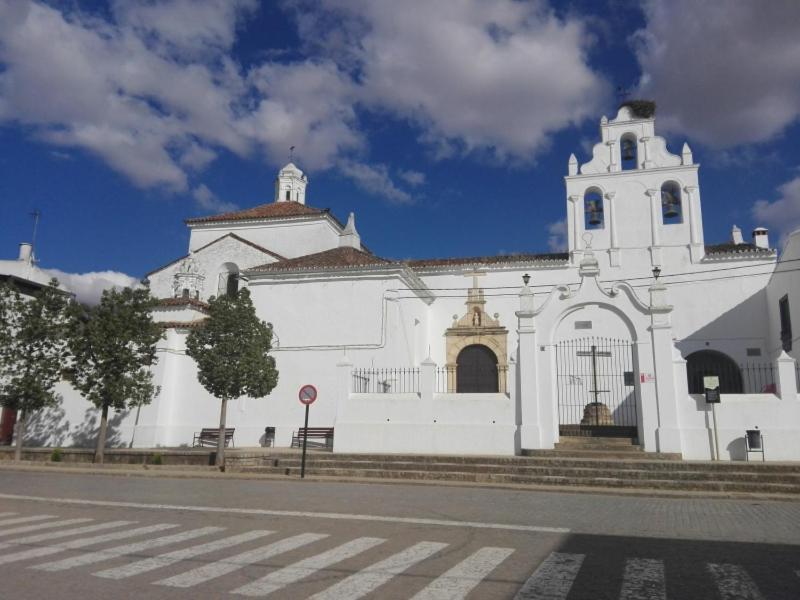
[[456, 344, 500, 393], [686, 350, 743, 394], [620, 133, 638, 170], [661, 181, 683, 224], [584, 188, 604, 230]]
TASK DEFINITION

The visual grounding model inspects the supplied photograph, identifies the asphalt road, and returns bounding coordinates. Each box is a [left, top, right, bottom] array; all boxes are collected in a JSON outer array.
[[0, 470, 798, 599]]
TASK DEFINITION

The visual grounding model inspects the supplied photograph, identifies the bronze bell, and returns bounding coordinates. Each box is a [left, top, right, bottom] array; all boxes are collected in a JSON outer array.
[[587, 199, 602, 225], [621, 139, 636, 161], [662, 190, 680, 218]]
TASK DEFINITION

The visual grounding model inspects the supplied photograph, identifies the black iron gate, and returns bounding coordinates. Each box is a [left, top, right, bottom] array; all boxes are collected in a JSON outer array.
[[555, 337, 639, 438]]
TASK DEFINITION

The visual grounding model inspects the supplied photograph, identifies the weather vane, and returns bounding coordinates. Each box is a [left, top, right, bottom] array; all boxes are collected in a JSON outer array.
[[616, 85, 631, 102], [289, 145, 295, 162]]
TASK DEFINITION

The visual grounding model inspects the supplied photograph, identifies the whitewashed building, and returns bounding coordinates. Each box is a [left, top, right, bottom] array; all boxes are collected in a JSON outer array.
[[6, 104, 800, 460]]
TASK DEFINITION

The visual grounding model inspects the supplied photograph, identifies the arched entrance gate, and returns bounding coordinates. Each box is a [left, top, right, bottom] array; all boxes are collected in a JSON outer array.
[[555, 336, 639, 438]]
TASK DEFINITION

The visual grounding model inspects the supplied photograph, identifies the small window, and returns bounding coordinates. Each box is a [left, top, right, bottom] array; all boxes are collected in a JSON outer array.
[[285, 190, 290, 201], [226, 273, 239, 297], [661, 181, 683, 224], [584, 189, 604, 230], [780, 295, 792, 351], [182, 288, 190, 298], [620, 134, 638, 170]]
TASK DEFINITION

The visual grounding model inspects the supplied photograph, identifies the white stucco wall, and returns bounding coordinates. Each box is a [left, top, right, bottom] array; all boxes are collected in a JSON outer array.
[[188, 217, 342, 259]]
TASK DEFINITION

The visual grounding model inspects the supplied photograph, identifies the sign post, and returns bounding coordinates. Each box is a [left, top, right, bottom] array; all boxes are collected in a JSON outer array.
[[298, 384, 317, 478], [704, 376, 721, 461]]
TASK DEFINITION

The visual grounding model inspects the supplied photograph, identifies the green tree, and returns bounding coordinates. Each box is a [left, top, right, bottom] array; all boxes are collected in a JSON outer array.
[[66, 287, 163, 463], [0, 280, 70, 461], [186, 288, 278, 469]]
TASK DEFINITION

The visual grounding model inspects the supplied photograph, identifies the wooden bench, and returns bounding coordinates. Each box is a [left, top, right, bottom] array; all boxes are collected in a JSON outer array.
[[193, 427, 235, 448], [291, 427, 334, 448]]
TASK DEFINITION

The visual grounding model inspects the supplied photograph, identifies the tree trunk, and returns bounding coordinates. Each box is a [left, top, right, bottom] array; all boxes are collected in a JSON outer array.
[[13, 410, 24, 462], [216, 397, 228, 471], [95, 403, 109, 464]]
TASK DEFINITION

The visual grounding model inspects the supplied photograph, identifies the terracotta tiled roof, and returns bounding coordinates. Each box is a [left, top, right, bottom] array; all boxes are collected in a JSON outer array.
[[159, 320, 205, 330], [145, 233, 285, 277], [156, 298, 209, 312], [405, 252, 569, 269], [704, 243, 774, 256], [249, 247, 394, 272], [185, 202, 328, 224]]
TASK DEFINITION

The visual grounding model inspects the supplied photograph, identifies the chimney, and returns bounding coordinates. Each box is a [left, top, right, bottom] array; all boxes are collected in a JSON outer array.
[[18, 242, 33, 263], [339, 212, 361, 249], [731, 225, 744, 245], [752, 227, 769, 249]]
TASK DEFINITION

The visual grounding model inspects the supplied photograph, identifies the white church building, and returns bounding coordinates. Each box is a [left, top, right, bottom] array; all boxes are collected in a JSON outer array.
[[5, 104, 800, 461]]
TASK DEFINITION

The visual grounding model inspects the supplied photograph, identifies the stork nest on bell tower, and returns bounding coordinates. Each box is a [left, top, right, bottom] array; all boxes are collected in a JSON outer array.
[[619, 99, 656, 119]]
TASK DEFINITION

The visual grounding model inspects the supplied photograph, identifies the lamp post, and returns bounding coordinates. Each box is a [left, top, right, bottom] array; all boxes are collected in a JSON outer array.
[[652, 266, 661, 281], [522, 273, 531, 286]]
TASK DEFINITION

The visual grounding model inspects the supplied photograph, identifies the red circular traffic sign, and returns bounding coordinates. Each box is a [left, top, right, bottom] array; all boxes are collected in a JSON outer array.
[[298, 384, 318, 405]]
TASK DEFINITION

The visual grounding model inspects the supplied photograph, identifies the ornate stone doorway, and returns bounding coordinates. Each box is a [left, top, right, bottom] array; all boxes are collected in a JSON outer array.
[[444, 271, 508, 393], [456, 345, 499, 393]]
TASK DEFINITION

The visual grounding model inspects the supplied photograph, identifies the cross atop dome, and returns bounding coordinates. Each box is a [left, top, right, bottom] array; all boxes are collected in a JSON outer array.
[[274, 161, 308, 204]]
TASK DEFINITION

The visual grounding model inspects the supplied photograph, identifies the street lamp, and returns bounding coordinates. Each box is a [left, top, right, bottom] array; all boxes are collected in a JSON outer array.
[[522, 273, 531, 286], [652, 266, 661, 281]]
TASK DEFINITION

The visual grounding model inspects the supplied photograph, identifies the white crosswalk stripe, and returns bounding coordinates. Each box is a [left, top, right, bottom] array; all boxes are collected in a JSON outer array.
[[232, 536, 386, 597], [411, 546, 515, 600], [0, 523, 177, 566], [708, 563, 765, 600], [94, 530, 274, 580], [309, 541, 449, 600], [514, 552, 585, 600], [0, 518, 93, 538], [156, 532, 328, 588], [0, 515, 54, 527], [0, 520, 135, 552], [33, 526, 224, 572], [619, 558, 666, 600]]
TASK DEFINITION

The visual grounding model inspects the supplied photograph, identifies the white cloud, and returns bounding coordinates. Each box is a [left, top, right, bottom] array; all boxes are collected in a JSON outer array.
[[0, 0, 609, 203], [295, 0, 609, 162], [111, 0, 257, 57], [398, 169, 426, 187], [546, 218, 567, 252], [243, 60, 364, 170], [338, 160, 413, 204], [192, 184, 238, 213], [753, 176, 800, 248], [43, 268, 141, 305], [633, 0, 800, 147]]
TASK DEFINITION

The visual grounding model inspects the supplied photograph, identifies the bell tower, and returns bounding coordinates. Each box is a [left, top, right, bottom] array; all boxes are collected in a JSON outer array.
[[564, 101, 705, 267], [274, 162, 308, 204]]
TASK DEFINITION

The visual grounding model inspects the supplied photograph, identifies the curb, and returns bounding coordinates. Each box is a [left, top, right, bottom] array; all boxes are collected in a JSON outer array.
[[1, 462, 798, 503]]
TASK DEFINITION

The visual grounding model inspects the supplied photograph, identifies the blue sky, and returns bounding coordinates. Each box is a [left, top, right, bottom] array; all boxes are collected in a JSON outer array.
[[1, 0, 798, 301]]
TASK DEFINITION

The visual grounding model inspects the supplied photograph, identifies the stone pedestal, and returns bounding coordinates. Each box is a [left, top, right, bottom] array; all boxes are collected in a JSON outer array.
[[580, 402, 615, 426]]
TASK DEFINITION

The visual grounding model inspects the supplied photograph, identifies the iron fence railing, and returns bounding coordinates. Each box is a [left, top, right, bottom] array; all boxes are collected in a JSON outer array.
[[351, 368, 420, 394], [434, 365, 508, 393], [435, 366, 455, 393], [687, 360, 776, 395]]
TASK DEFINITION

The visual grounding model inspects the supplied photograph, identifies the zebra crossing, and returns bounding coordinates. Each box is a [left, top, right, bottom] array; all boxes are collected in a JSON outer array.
[[0, 511, 794, 598]]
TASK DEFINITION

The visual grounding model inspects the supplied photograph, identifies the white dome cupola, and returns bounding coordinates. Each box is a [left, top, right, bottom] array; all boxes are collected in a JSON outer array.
[[274, 162, 308, 204]]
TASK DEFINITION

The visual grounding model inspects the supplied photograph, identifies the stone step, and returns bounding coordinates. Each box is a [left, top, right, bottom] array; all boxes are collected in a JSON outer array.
[[555, 436, 640, 447], [228, 453, 800, 474], [234, 460, 800, 485], [525, 449, 681, 460], [232, 465, 800, 494]]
